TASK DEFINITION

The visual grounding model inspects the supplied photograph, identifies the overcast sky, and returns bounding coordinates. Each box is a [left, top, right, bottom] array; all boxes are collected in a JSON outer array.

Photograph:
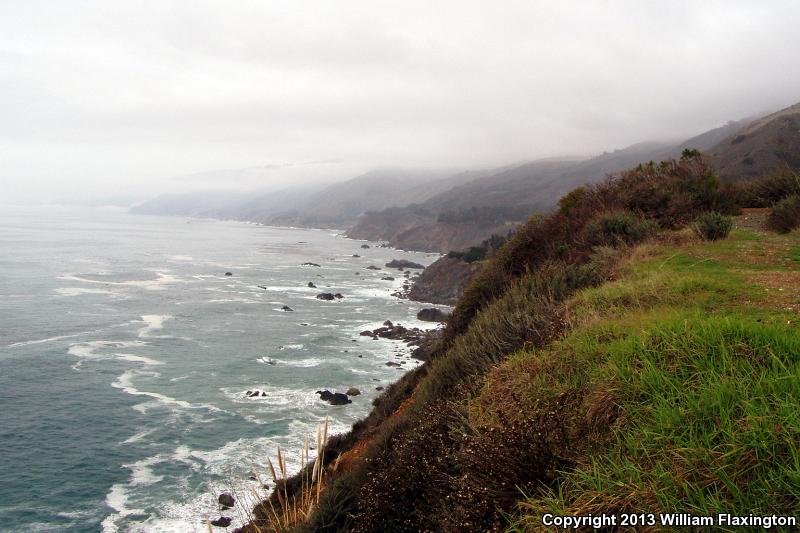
[[2, 1, 799, 203]]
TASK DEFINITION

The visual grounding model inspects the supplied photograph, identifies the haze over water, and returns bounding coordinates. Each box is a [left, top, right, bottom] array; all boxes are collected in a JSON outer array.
[[0, 205, 438, 532]]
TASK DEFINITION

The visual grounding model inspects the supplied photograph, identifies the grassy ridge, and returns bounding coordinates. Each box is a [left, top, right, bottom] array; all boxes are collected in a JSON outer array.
[[462, 230, 800, 530]]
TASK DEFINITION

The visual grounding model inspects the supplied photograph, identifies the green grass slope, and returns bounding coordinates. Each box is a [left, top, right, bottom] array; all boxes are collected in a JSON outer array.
[[473, 229, 800, 530]]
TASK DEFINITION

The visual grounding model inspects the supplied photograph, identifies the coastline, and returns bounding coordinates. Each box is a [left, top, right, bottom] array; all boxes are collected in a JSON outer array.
[[123, 210, 451, 531]]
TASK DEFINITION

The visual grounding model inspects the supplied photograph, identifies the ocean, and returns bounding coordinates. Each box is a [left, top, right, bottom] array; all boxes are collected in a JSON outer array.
[[0, 205, 439, 532]]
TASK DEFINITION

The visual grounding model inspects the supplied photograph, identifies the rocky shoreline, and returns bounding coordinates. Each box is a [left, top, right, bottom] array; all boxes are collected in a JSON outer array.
[[207, 242, 455, 530]]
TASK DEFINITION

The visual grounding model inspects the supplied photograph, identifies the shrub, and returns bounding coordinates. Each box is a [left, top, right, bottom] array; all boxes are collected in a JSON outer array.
[[731, 169, 800, 208], [681, 147, 702, 159], [767, 194, 800, 233], [582, 211, 656, 246], [447, 234, 509, 263], [691, 211, 733, 241]]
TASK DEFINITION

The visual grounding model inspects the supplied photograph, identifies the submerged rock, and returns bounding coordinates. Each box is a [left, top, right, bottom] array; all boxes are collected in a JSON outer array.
[[301, 262, 321, 267], [360, 244, 370, 249], [334, 293, 344, 299], [366, 265, 381, 270], [381, 276, 395, 281]]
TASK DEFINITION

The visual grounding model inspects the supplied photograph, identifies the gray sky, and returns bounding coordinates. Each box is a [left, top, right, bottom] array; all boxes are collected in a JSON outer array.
[[2, 0, 799, 203]]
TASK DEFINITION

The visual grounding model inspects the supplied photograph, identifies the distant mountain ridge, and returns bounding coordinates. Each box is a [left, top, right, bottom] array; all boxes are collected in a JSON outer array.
[[132, 168, 487, 227], [133, 102, 800, 252], [347, 114, 768, 252]]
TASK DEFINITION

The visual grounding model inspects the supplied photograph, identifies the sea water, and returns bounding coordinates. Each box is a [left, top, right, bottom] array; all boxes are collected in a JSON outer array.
[[0, 205, 439, 532]]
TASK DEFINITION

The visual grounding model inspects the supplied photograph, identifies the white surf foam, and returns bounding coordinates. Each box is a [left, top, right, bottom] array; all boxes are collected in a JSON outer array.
[[138, 315, 172, 338], [112, 370, 222, 413], [55, 287, 116, 297], [60, 271, 180, 290]]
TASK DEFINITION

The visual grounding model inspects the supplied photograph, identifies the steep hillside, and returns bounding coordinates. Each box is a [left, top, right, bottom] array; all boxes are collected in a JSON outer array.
[[710, 103, 800, 181], [230, 154, 800, 533], [347, 118, 758, 253]]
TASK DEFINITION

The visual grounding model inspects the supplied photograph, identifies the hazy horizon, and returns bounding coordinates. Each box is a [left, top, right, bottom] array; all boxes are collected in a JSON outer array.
[[2, 1, 799, 204]]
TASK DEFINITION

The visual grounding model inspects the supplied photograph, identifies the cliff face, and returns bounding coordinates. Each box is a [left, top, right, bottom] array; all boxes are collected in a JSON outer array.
[[348, 210, 516, 254], [406, 256, 480, 305]]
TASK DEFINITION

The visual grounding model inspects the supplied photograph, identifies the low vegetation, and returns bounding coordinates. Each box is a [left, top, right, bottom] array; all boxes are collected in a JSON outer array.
[[767, 194, 800, 233], [691, 211, 733, 240]]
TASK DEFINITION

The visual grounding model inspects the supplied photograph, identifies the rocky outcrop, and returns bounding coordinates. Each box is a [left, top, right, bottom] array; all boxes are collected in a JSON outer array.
[[218, 493, 235, 509], [408, 256, 480, 305], [417, 308, 450, 322], [386, 259, 425, 270], [316, 390, 352, 405], [210, 517, 232, 527]]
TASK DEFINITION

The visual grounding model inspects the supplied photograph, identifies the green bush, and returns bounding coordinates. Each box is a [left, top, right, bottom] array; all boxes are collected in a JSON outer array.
[[691, 211, 733, 241], [583, 211, 656, 245], [767, 194, 800, 233]]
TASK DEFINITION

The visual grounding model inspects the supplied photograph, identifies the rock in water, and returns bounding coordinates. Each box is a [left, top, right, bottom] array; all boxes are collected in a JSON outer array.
[[211, 516, 233, 527], [383, 320, 393, 327], [224, 272, 233, 276], [417, 308, 450, 322], [316, 293, 335, 301], [301, 262, 321, 267], [218, 493, 235, 509], [385, 259, 425, 270], [281, 305, 294, 312], [334, 293, 344, 299], [315, 390, 352, 405], [346, 387, 361, 396], [307, 282, 316, 288], [360, 244, 370, 248], [366, 265, 381, 270]]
